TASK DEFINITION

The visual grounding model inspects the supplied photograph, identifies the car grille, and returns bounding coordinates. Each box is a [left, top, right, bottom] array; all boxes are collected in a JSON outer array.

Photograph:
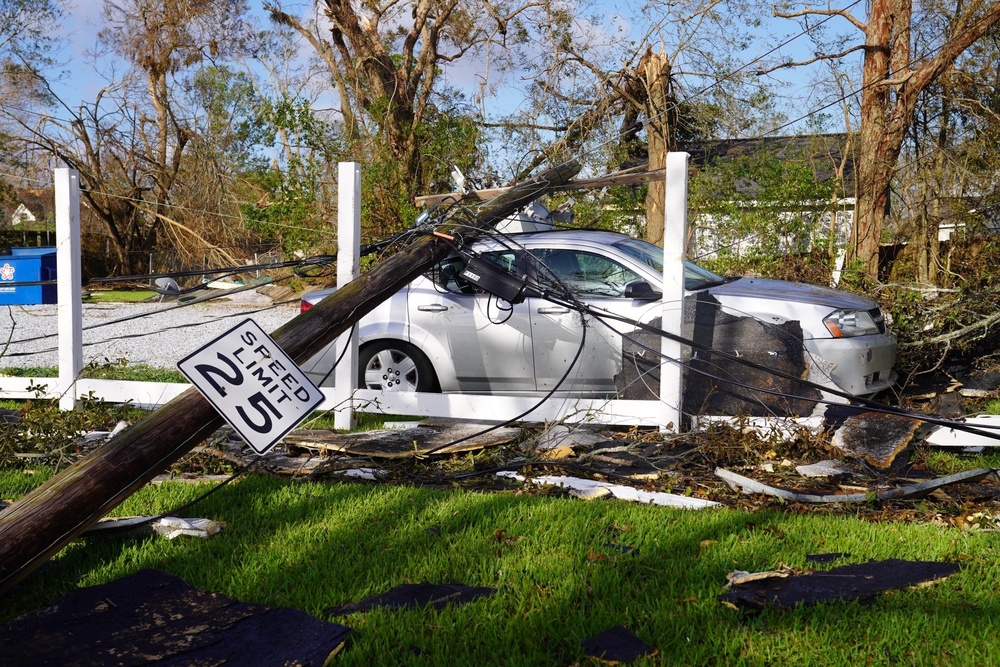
[[869, 307, 887, 334]]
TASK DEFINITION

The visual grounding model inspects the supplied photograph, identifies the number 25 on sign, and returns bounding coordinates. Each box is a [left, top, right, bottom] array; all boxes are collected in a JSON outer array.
[[178, 319, 325, 455]]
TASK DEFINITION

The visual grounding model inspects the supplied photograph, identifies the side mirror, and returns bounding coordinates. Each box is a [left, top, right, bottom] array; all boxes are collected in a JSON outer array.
[[624, 280, 662, 300]]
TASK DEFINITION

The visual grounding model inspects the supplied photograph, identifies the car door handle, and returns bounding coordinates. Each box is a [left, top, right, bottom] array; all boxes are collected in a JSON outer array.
[[537, 306, 570, 314], [417, 304, 449, 312]]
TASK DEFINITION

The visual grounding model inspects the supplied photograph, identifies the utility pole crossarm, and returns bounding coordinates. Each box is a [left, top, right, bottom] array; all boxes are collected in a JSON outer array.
[[413, 166, 664, 208]]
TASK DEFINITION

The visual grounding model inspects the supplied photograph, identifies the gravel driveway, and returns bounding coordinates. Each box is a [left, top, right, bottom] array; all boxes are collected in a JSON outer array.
[[0, 292, 300, 370]]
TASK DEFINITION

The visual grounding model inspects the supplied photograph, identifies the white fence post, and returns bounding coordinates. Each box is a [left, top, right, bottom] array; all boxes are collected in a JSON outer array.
[[55, 168, 83, 411], [333, 162, 361, 430], [660, 152, 689, 431]]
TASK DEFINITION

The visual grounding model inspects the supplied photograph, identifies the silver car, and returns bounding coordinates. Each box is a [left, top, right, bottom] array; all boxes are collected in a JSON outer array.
[[299, 229, 896, 398]]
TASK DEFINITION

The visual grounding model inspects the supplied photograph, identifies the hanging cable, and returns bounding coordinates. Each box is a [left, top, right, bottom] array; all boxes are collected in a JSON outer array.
[[571, 299, 1000, 441]]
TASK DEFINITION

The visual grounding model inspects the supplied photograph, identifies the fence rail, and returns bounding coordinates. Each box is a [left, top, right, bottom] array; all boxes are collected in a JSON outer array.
[[0, 376, 669, 425], [0, 161, 692, 429]]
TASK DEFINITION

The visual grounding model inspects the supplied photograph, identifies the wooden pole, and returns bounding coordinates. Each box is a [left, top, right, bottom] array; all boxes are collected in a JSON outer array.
[[0, 161, 581, 597], [643, 48, 674, 248]]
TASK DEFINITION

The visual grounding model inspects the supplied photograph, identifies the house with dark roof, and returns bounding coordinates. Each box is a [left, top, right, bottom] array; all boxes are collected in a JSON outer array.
[[677, 134, 856, 278], [681, 133, 856, 198]]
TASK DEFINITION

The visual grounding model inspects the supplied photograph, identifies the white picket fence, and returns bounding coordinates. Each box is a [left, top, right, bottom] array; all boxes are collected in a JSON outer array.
[[0, 159, 693, 429]]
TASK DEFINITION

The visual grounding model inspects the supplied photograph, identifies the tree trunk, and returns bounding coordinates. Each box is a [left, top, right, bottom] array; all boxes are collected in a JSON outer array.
[[928, 87, 951, 286], [916, 206, 929, 284], [847, 0, 1000, 281], [849, 0, 895, 279], [929, 194, 941, 284], [0, 161, 581, 597], [643, 49, 674, 248]]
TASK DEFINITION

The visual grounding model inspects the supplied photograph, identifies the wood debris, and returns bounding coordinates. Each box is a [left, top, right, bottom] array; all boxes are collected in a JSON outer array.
[[716, 466, 994, 503], [283, 423, 522, 459]]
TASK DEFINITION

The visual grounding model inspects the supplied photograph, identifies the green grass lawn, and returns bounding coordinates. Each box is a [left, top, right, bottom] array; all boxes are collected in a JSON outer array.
[[0, 363, 187, 383], [1, 387, 999, 663], [84, 289, 157, 303], [2, 467, 999, 666]]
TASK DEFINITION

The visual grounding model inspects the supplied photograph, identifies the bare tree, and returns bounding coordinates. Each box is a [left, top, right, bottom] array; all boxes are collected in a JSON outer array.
[[889, 22, 1000, 287], [98, 0, 248, 261], [0, 0, 63, 67], [4, 0, 253, 274], [0, 0, 64, 177], [263, 0, 537, 228]]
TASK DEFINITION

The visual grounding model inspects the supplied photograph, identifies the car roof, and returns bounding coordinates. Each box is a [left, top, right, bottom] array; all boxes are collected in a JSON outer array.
[[478, 228, 637, 246]]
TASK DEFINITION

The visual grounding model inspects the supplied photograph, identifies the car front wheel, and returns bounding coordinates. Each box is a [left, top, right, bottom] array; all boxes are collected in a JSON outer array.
[[358, 341, 439, 392]]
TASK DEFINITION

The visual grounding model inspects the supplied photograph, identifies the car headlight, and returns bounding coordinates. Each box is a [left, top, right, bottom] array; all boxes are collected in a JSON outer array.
[[823, 309, 880, 338]]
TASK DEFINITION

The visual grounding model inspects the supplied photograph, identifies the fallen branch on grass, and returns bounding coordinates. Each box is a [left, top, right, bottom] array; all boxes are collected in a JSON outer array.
[[715, 467, 994, 503]]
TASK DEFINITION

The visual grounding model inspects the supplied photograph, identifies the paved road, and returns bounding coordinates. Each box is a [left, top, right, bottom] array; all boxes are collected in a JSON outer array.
[[0, 294, 300, 370]]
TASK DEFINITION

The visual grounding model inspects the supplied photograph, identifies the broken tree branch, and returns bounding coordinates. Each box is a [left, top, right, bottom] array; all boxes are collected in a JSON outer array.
[[755, 45, 865, 75], [900, 309, 1000, 347], [773, 7, 867, 32], [716, 467, 993, 503], [414, 166, 664, 207]]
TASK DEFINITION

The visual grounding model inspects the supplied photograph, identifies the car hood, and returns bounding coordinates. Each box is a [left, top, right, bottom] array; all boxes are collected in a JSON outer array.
[[704, 277, 878, 310]]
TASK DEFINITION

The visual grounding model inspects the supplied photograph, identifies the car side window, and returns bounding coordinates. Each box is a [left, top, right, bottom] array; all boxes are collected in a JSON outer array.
[[533, 249, 641, 298], [484, 250, 520, 275], [430, 256, 475, 294]]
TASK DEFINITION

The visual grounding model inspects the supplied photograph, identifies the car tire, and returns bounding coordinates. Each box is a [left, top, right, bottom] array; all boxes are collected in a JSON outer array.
[[358, 341, 440, 393]]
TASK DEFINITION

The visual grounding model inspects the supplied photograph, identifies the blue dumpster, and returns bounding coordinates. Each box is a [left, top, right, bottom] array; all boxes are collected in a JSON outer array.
[[0, 247, 57, 305]]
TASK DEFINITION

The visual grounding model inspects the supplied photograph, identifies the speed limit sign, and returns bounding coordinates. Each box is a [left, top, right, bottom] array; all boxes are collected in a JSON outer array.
[[178, 319, 324, 454]]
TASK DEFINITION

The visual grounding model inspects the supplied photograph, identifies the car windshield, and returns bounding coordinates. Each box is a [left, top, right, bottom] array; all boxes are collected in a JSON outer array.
[[612, 238, 726, 290]]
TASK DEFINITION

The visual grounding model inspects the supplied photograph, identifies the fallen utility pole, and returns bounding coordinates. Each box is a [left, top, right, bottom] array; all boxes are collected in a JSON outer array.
[[0, 161, 581, 597]]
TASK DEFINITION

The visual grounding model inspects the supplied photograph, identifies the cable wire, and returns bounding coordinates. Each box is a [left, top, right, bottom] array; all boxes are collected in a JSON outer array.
[[573, 299, 1000, 441]]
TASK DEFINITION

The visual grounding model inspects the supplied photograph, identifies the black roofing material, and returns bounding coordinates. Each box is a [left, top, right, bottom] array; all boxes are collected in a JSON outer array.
[[720, 559, 960, 610], [324, 582, 496, 616], [681, 133, 857, 197], [825, 404, 922, 470], [805, 552, 850, 565], [618, 294, 821, 416], [581, 625, 658, 664], [0, 407, 19, 424], [0, 569, 351, 666]]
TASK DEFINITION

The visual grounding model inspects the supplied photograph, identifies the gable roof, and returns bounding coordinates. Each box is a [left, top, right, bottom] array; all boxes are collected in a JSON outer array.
[[11, 204, 35, 225]]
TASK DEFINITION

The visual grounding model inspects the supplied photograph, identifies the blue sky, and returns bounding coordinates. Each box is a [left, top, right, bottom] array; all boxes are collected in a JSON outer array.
[[49, 0, 867, 143]]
